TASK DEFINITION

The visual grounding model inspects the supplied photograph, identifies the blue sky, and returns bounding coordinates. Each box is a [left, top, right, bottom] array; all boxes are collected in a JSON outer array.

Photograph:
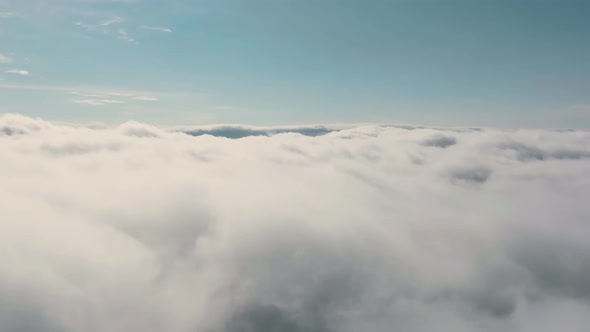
[[1, 0, 589, 127]]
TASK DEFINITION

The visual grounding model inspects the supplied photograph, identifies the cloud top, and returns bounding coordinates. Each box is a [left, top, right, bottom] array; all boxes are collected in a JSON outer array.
[[1, 114, 590, 332]]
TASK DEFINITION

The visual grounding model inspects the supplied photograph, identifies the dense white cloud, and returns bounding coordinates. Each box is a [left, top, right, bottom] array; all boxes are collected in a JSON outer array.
[[1, 113, 590, 331]]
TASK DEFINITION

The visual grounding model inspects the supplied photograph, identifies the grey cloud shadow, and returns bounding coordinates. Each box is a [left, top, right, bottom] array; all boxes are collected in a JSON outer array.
[[40, 142, 120, 156], [1, 126, 27, 136], [0, 290, 62, 332], [448, 166, 492, 184], [226, 304, 310, 332], [421, 134, 457, 148], [499, 142, 590, 161], [184, 126, 335, 139]]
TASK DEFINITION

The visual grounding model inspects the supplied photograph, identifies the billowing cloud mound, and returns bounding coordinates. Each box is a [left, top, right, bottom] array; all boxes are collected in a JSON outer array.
[[1, 113, 590, 332]]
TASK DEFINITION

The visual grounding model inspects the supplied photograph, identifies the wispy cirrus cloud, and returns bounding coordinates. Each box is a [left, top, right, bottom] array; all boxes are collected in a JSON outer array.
[[0, 54, 12, 63], [75, 15, 137, 44], [99, 16, 124, 26], [212, 105, 251, 112], [109, 92, 136, 97], [1, 83, 163, 105], [133, 95, 158, 101], [116, 28, 138, 44], [5, 69, 30, 76], [71, 91, 109, 98], [72, 98, 125, 106], [0, 11, 18, 19], [109, 92, 157, 101], [69, 90, 159, 105], [75, 21, 104, 32], [0, 84, 162, 97], [71, 91, 158, 103], [142, 26, 172, 33]]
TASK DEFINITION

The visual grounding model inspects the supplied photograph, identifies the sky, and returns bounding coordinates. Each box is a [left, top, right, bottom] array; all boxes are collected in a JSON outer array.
[[0, 0, 589, 127], [2, 2, 590, 329]]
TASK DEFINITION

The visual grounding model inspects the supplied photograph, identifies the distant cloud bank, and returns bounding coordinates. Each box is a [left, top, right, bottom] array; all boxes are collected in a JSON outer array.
[[1, 114, 590, 331]]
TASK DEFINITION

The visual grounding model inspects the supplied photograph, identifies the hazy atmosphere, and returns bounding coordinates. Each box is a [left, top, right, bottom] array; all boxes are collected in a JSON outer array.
[[1, 1, 590, 332]]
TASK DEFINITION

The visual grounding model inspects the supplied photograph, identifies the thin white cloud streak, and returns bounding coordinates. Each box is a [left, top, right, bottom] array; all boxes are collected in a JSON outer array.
[[70, 91, 156, 102], [0, 83, 168, 98], [5, 69, 30, 76], [116, 28, 138, 44], [211, 105, 251, 112], [133, 96, 158, 101], [0, 11, 18, 19], [0, 54, 12, 63], [75, 16, 136, 44], [1, 114, 590, 331], [71, 91, 109, 98], [75, 21, 102, 32], [99, 16, 123, 26], [72, 98, 125, 105], [70, 92, 158, 105], [110, 92, 137, 97], [142, 26, 172, 33]]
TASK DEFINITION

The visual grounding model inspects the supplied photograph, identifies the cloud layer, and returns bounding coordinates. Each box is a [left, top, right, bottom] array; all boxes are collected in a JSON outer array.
[[1, 114, 590, 332]]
